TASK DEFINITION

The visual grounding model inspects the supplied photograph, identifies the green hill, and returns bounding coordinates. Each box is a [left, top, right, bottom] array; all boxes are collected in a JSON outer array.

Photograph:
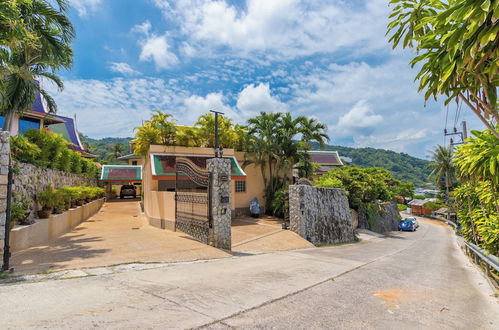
[[317, 144, 431, 187], [80, 135, 133, 164]]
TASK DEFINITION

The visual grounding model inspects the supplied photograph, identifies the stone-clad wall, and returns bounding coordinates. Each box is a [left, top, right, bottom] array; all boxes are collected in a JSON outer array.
[[0, 132, 10, 269], [13, 161, 98, 218], [358, 202, 400, 233], [289, 185, 356, 246], [207, 158, 232, 250]]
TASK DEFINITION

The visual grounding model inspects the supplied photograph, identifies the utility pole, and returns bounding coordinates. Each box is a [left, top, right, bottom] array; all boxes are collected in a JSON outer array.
[[444, 120, 467, 147], [210, 110, 224, 158]]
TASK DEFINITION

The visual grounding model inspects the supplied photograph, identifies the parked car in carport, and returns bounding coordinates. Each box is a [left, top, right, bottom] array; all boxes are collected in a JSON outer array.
[[398, 219, 416, 232], [120, 185, 137, 199]]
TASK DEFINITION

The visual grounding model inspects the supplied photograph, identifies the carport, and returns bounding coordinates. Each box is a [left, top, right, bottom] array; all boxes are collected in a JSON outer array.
[[100, 165, 143, 198]]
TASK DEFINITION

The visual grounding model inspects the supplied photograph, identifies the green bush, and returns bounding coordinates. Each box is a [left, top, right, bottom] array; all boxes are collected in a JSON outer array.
[[397, 203, 407, 211], [36, 184, 58, 211], [270, 187, 288, 219], [11, 129, 99, 178], [10, 194, 33, 225], [413, 194, 426, 200], [315, 166, 401, 210], [10, 135, 41, 163]]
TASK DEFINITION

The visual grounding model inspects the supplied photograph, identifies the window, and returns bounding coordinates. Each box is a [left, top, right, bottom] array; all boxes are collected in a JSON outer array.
[[132, 160, 138, 165], [235, 180, 246, 193], [19, 117, 40, 133]]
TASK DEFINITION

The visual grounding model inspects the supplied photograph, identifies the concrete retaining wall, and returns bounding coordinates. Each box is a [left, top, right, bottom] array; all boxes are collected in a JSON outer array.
[[9, 198, 104, 252], [289, 185, 356, 246]]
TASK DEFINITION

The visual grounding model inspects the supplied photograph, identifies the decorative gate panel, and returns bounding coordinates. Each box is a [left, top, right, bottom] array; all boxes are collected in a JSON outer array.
[[175, 157, 211, 243]]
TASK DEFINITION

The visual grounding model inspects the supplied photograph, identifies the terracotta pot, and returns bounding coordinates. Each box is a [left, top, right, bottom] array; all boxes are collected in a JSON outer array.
[[37, 209, 52, 219]]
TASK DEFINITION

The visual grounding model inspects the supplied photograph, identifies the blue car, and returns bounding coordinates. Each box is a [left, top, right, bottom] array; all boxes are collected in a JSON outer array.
[[398, 219, 416, 232]]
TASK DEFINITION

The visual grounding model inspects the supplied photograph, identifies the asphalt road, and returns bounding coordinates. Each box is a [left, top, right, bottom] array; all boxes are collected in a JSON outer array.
[[0, 219, 497, 329]]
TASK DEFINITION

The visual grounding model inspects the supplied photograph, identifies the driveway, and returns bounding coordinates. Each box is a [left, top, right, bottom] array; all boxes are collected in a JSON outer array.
[[10, 200, 230, 274], [232, 216, 314, 253], [1, 219, 497, 329]]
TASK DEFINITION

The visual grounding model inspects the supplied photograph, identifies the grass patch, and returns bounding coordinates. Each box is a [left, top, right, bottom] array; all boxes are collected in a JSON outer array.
[[0, 272, 12, 280]]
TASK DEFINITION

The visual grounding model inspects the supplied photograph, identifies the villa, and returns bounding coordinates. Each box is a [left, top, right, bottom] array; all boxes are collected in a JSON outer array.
[[0, 91, 95, 158]]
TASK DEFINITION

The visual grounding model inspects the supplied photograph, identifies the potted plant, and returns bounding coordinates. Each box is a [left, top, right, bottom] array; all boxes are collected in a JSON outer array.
[[53, 188, 70, 214], [36, 185, 57, 218], [10, 195, 34, 226]]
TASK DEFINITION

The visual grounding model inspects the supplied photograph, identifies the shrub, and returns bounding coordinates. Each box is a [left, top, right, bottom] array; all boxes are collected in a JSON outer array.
[[36, 185, 58, 211], [10, 135, 41, 163], [413, 194, 426, 200], [11, 129, 99, 178], [397, 203, 407, 211], [10, 195, 33, 225], [270, 187, 288, 219]]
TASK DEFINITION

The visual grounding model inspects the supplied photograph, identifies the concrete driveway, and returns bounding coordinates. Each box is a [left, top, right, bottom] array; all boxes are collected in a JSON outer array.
[[10, 200, 230, 274], [232, 216, 314, 253]]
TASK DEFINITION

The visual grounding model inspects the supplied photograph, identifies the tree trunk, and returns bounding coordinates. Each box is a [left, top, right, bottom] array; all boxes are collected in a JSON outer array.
[[2, 111, 14, 132]]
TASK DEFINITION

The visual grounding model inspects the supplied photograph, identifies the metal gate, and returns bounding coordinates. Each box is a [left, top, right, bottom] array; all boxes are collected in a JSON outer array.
[[175, 157, 212, 243]]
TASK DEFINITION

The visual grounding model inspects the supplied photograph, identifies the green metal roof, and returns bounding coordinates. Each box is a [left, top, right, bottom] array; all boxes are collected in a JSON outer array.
[[117, 153, 141, 160], [151, 154, 246, 177], [101, 165, 142, 181]]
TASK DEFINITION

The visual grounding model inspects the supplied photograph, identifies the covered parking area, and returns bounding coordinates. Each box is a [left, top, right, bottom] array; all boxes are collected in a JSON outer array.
[[100, 165, 143, 199]]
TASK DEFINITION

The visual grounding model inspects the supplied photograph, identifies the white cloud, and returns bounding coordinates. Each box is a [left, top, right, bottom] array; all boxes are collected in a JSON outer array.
[[183, 93, 236, 124], [236, 83, 287, 116], [154, 0, 389, 59], [336, 100, 383, 134], [69, 0, 101, 16], [133, 21, 179, 70], [108, 62, 141, 76], [47, 78, 188, 138]]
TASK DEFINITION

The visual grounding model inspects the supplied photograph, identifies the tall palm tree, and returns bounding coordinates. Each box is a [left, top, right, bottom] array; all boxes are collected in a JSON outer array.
[[1, 0, 74, 131], [299, 117, 329, 149], [247, 112, 282, 188], [427, 145, 455, 202]]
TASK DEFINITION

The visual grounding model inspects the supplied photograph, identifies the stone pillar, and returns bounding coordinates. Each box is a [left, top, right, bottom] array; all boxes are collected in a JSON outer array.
[[207, 158, 231, 250], [0, 131, 10, 270]]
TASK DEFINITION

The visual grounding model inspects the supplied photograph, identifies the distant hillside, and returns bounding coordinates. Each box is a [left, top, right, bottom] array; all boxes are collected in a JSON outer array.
[[80, 135, 133, 164], [315, 143, 431, 187]]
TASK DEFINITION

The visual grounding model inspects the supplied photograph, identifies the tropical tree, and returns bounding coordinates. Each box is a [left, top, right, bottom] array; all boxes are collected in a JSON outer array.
[[246, 111, 330, 213], [0, 0, 74, 131], [427, 145, 456, 201], [112, 143, 125, 160], [387, 0, 499, 137], [194, 113, 248, 150], [454, 128, 499, 185], [150, 110, 177, 145], [133, 122, 160, 156]]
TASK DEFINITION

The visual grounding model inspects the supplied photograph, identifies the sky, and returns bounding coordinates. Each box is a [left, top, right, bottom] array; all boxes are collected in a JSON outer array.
[[48, 0, 484, 159]]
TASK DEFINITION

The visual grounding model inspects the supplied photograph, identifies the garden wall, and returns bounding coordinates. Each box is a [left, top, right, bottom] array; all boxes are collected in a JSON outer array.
[[10, 198, 104, 252], [13, 161, 98, 218], [289, 185, 356, 246], [358, 202, 400, 233]]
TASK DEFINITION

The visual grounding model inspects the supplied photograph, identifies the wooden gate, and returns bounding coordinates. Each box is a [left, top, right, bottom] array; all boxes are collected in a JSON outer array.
[[175, 157, 212, 243]]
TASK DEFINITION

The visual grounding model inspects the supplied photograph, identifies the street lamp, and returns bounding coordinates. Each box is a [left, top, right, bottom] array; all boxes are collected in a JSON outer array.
[[210, 110, 224, 158]]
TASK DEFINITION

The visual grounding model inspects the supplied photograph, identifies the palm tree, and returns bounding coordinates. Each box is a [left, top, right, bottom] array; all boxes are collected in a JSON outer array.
[[299, 117, 329, 149], [112, 143, 125, 160], [427, 145, 455, 202], [149, 110, 176, 145], [1, 0, 74, 131]]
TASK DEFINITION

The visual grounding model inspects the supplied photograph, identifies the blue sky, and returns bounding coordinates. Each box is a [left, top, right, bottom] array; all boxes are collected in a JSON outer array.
[[50, 0, 484, 159]]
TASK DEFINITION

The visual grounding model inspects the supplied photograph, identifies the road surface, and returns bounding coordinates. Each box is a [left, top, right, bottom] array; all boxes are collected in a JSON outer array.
[[1, 219, 497, 329]]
